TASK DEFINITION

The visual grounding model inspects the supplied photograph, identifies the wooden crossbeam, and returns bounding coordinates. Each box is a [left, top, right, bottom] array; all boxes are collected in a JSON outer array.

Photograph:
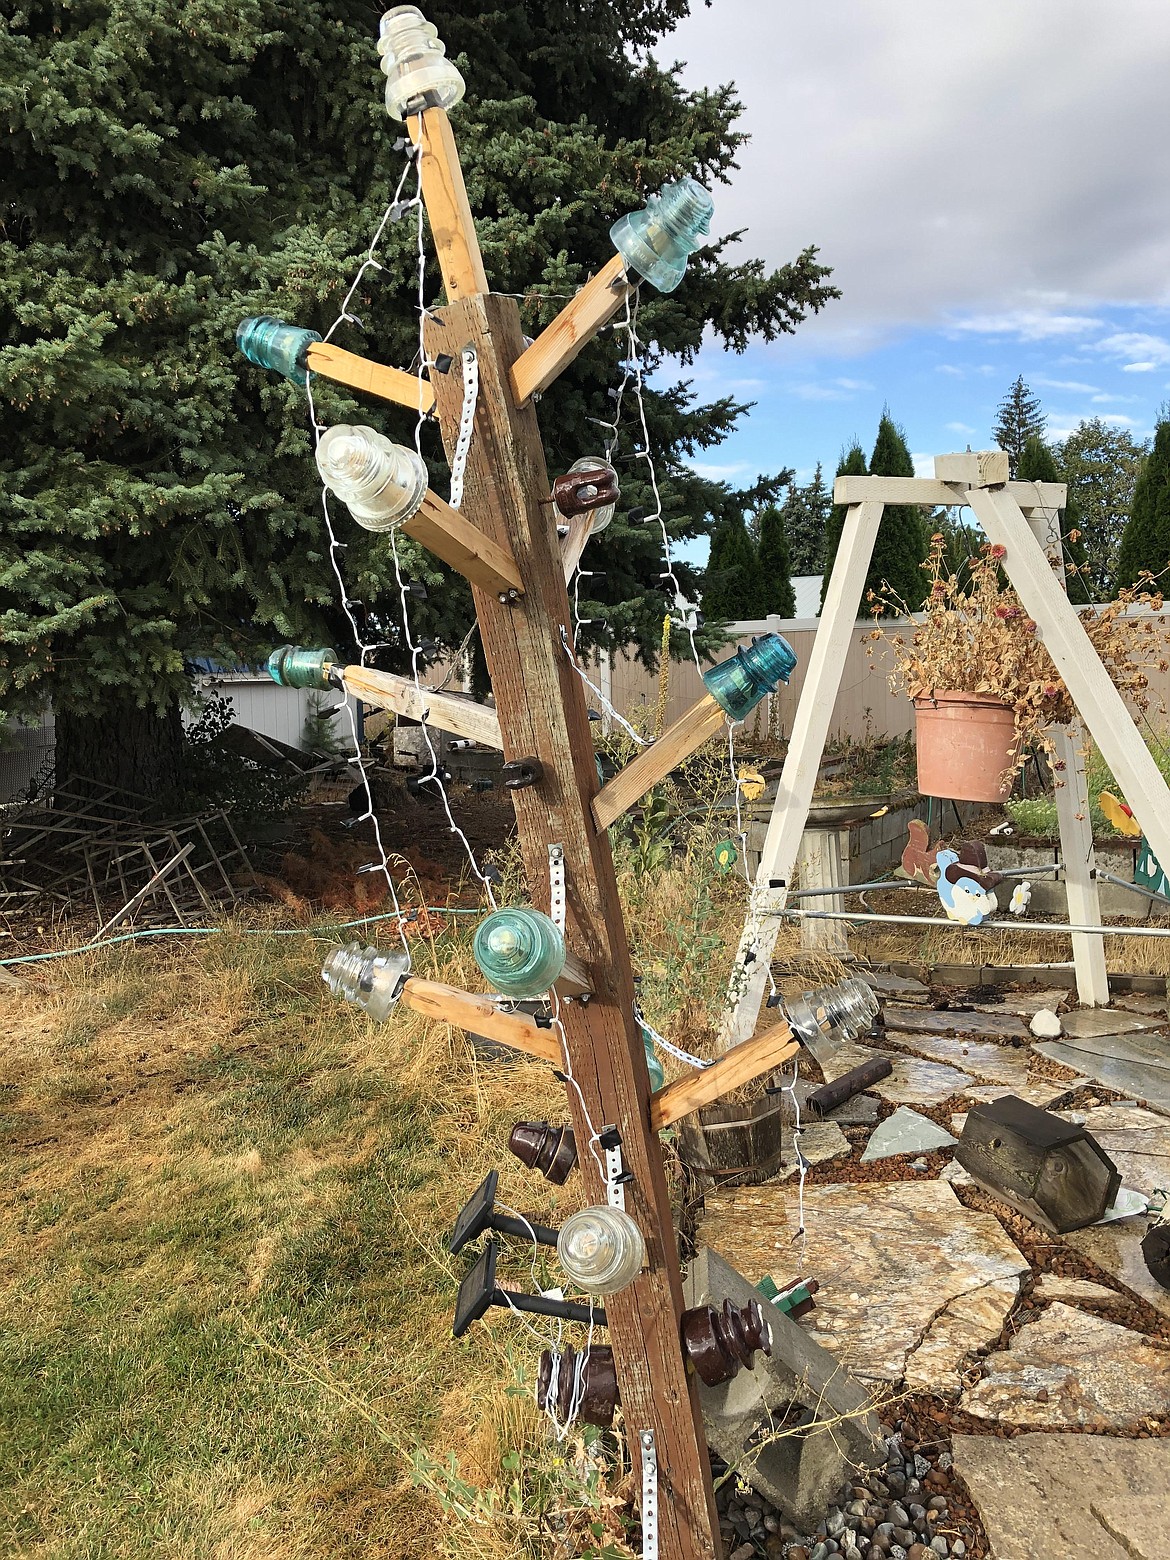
[[649, 1022, 799, 1131], [592, 693, 725, 832], [304, 340, 435, 415], [400, 976, 561, 1063], [403, 490, 524, 598], [832, 475, 1067, 510], [510, 253, 632, 406], [408, 108, 489, 299], [340, 665, 503, 749], [559, 509, 598, 584]]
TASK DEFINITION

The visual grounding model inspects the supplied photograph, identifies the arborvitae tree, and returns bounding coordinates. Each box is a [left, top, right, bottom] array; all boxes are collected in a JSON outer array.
[[756, 505, 796, 617], [1016, 435, 1090, 604], [0, 1, 839, 794], [1055, 419, 1148, 599], [866, 415, 928, 612], [1115, 417, 1170, 590], [780, 463, 830, 576], [993, 376, 1046, 477], [819, 442, 869, 610], [702, 514, 762, 621]]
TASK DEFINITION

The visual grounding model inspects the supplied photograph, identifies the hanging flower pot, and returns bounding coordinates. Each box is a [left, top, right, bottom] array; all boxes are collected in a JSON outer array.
[[913, 690, 1020, 803]]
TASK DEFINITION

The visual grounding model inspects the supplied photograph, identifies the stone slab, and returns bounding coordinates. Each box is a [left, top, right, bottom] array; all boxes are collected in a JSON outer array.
[[777, 1180, 1028, 1385], [1065, 1221, 1170, 1321], [952, 1432, 1170, 1560], [902, 1276, 1020, 1398], [861, 972, 930, 1004], [777, 1120, 850, 1177], [965, 1079, 1086, 1109], [1032, 1274, 1125, 1307], [1061, 1007, 1164, 1038], [874, 1056, 976, 1105], [998, 988, 1070, 1017], [860, 1105, 957, 1162], [959, 1302, 1170, 1428], [1033, 1036, 1170, 1114], [694, 1188, 789, 1287], [884, 1003, 1029, 1039], [816, 1041, 885, 1083], [885, 1030, 1037, 1087], [1054, 1104, 1170, 1196]]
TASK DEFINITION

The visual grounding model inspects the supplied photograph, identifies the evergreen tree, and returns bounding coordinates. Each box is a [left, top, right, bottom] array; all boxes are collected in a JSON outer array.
[[1115, 416, 1170, 590], [0, 0, 839, 793], [819, 442, 869, 610], [701, 514, 762, 621], [780, 463, 830, 576], [866, 414, 928, 612], [756, 505, 796, 617], [1016, 435, 1090, 603], [1055, 419, 1148, 598], [993, 376, 1046, 477]]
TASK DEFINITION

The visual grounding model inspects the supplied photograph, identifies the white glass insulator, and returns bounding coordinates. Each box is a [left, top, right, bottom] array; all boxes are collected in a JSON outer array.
[[378, 6, 466, 121], [316, 424, 428, 531]]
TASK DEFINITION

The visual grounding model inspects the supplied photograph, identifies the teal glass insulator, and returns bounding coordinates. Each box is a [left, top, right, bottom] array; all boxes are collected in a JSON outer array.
[[235, 315, 321, 383], [473, 907, 567, 998], [609, 176, 714, 293], [266, 644, 338, 689], [639, 1024, 666, 1091], [702, 633, 798, 721]]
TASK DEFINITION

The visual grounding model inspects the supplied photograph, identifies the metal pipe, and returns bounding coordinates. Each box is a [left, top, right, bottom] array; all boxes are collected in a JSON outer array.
[[787, 863, 1061, 901], [1096, 871, 1170, 908], [806, 1056, 894, 1115], [783, 907, 1170, 938]]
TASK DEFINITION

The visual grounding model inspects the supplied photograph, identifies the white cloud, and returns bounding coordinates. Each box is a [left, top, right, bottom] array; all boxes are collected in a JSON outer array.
[[666, 2, 1170, 350], [1095, 332, 1170, 366], [687, 460, 752, 481], [912, 453, 935, 476], [1123, 361, 1159, 373], [948, 310, 1104, 341], [787, 376, 873, 401], [946, 421, 977, 434], [936, 364, 965, 376], [1033, 377, 1100, 394]]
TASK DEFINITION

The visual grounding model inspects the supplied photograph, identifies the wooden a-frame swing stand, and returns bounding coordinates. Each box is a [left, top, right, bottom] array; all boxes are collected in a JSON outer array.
[[720, 451, 1170, 1050]]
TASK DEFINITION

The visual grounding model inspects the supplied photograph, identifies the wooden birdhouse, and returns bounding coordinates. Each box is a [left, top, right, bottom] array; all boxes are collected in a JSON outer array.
[[956, 1095, 1122, 1234]]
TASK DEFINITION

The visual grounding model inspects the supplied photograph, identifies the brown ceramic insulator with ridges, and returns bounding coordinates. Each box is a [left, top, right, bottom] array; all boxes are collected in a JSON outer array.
[[536, 1344, 619, 1427], [680, 1298, 773, 1386], [551, 466, 620, 518], [509, 1121, 578, 1183]]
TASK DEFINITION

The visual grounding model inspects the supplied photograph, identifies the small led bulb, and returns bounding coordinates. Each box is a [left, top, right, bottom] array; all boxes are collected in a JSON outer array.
[[378, 6, 466, 121], [315, 424, 429, 531], [557, 1205, 646, 1296]]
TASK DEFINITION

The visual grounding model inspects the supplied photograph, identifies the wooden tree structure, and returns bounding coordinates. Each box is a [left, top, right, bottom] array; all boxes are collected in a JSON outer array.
[[274, 72, 799, 1560]]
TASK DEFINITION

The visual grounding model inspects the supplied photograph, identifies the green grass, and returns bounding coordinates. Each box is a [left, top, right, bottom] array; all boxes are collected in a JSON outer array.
[[0, 925, 614, 1560]]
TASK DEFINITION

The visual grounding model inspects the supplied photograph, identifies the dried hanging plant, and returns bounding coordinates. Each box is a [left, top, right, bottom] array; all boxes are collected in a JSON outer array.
[[866, 532, 1169, 778]]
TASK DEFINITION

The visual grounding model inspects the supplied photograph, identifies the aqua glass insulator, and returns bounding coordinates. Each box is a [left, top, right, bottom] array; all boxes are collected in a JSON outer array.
[[473, 907, 567, 998], [639, 1023, 666, 1091], [609, 176, 714, 293], [566, 456, 618, 533], [557, 1205, 646, 1296], [703, 633, 798, 720], [266, 644, 338, 689], [315, 424, 429, 532], [378, 5, 466, 121], [322, 942, 410, 1023], [236, 316, 321, 383]]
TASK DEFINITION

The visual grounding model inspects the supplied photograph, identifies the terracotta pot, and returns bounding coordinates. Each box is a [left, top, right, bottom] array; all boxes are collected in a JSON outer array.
[[913, 690, 1019, 804]]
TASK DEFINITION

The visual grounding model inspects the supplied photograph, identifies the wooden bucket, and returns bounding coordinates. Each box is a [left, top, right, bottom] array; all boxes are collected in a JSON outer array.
[[676, 1088, 786, 1187]]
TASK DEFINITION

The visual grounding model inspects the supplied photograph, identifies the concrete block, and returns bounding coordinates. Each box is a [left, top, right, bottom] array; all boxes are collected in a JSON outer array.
[[683, 1247, 882, 1528]]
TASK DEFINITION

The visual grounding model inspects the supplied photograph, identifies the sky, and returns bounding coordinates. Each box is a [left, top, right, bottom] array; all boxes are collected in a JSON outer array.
[[658, 0, 1170, 518]]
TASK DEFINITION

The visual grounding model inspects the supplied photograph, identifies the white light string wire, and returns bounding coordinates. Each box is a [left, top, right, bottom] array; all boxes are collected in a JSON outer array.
[[559, 624, 648, 746], [780, 1053, 808, 1251]]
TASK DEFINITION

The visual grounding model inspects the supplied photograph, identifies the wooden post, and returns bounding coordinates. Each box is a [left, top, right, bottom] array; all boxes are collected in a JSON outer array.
[[968, 484, 1170, 958], [510, 253, 633, 406], [341, 664, 503, 749], [718, 502, 886, 1049], [415, 123, 720, 1557], [1007, 480, 1109, 1005], [401, 489, 524, 597], [305, 340, 436, 415]]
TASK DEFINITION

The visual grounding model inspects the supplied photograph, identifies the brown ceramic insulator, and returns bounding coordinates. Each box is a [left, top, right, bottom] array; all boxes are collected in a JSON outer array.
[[536, 1345, 619, 1428], [551, 466, 620, 519], [680, 1298, 773, 1387], [805, 1056, 893, 1116], [508, 1121, 578, 1184]]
